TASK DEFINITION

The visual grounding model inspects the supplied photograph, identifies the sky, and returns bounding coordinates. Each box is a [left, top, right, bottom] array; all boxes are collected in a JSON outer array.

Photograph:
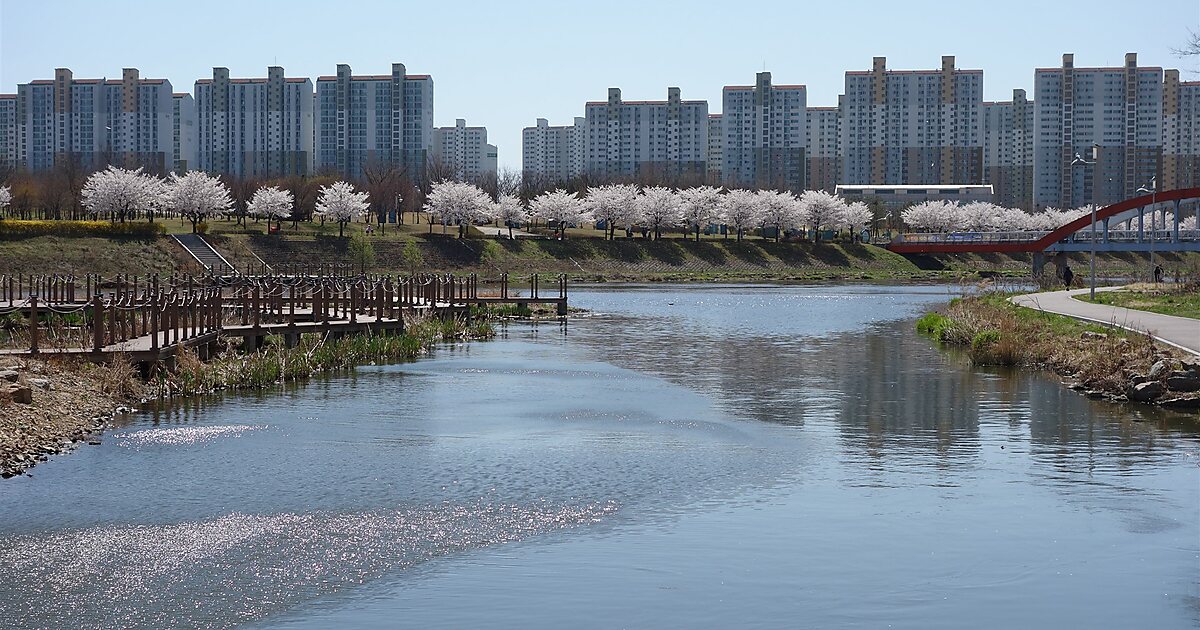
[[1, 0, 1196, 171]]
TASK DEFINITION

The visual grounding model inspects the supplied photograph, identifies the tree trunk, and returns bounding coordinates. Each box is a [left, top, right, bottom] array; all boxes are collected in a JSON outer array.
[[339, 222, 345, 238], [695, 225, 701, 242]]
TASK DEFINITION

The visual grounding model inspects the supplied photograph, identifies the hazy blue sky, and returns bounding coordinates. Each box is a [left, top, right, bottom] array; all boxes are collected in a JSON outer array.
[[2, 0, 1195, 170]]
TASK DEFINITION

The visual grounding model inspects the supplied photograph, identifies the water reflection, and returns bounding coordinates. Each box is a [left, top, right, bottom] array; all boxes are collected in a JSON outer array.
[[0, 283, 1195, 630]]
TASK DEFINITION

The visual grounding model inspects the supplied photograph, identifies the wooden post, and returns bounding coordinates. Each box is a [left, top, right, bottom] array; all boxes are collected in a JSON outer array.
[[28, 295, 39, 354], [150, 293, 159, 351], [93, 294, 104, 352]]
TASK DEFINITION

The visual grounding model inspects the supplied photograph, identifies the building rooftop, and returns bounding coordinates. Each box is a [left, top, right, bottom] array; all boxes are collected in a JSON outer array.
[[315, 74, 431, 81], [585, 100, 707, 106], [846, 69, 983, 76]]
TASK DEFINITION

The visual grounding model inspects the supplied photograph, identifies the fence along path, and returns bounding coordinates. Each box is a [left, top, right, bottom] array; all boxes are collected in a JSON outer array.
[[0, 272, 567, 362]]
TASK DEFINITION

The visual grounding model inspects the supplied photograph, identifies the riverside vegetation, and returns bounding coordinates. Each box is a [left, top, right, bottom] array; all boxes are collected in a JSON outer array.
[[917, 294, 1200, 409]]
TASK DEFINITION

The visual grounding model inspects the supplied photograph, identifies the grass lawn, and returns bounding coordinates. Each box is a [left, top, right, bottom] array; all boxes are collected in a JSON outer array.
[[1082, 284, 1200, 320]]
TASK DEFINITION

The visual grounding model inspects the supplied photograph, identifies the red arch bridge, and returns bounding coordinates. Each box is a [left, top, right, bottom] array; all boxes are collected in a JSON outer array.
[[886, 188, 1200, 270]]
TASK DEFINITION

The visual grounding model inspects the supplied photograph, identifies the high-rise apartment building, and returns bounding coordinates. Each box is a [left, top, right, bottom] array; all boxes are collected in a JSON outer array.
[[172, 93, 197, 173], [1163, 69, 1200, 192], [0, 94, 17, 170], [314, 63, 433, 181], [583, 87, 708, 182], [194, 67, 313, 179], [1033, 53, 1163, 209], [13, 68, 175, 173], [982, 89, 1035, 209], [707, 114, 723, 183], [842, 56, 983, 186], [805, 104, 841, 192], [522, 117, 584, 184], [721, 72, 807, 191], [432, 118, 497, 181]]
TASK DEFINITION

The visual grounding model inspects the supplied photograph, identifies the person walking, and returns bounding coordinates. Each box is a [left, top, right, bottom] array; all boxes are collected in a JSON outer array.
[[1154, 264, 1164, 284], [1063, 264, 1074, 288]]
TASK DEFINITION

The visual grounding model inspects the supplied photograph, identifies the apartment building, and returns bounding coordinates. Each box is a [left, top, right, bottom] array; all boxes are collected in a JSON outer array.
[[432, 118, 497, 181], [172, 93, 197, 173], [721, 72, 807, 191], [806, 104, 841, 192], [842, 56, 983, 187], [1033, 53, 1163, 209], [13, 67, 175, 173], [583, 87, 708, 182], [1163, 69, 1200, 192], [707, 114, 723, 183], [0, 94, 16, 170], [982, 88, 1035, 209], [522, 117, 584, 184], [314, 63, 433, 181], [194, 67, 313, 179]]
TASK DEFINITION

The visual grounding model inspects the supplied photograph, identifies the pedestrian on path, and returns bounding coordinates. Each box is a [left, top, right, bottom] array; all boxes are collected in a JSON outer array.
[[1062, 265, 1074, 288]]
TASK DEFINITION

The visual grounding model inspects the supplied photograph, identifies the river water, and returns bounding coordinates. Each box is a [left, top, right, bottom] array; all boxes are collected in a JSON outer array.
[[0, 284, 1196, 629]]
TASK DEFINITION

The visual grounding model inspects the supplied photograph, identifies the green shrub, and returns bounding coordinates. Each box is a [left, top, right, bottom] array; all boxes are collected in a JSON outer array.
[[971, 329, 1001, 351], [916, 312, 951, 340], [0, 220, 165, 240]]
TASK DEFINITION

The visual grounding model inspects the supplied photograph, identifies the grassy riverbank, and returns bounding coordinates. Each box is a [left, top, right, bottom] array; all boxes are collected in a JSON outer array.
[[0, 315, 494, 478], [4, 227, 1198, 283], [918, 293, 1200, 409], [1080, 283, 1200, 320]]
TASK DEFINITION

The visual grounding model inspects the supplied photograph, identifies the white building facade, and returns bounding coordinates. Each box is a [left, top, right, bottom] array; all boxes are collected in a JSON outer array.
[[314, 63, 433, 181], [805, 105, 840, 192], [0, 94, 16, 170], [172, 93, 197, 173], [1163, 69, 1200, 192], [13, 68, 175, 173], [706, 114, 723, 183], [982, 88, 1034, 209], [432, 118, 496, 181], [841, 56, 983, 187], [583, 87, 708, 182], [721, 72, 807, 191], [1033, 53, 1163, 209], [195, 66, 314, 179], [522, 117, 584, 184]]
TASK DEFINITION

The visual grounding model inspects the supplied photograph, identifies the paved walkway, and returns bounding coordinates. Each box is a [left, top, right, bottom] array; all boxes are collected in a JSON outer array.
[[1010, 287, 1200, 356]]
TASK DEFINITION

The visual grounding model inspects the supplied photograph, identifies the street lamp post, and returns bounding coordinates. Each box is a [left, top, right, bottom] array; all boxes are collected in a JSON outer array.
[[1137, 177, 1157, 282], [1071, 144, 1100, 300]]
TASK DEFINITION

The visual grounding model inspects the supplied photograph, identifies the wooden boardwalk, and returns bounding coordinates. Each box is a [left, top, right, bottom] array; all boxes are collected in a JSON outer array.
[[0, 272, 567, 363]]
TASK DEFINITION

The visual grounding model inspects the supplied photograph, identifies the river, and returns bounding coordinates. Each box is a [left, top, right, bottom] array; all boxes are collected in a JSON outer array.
[[0, 284, 1196, 629]]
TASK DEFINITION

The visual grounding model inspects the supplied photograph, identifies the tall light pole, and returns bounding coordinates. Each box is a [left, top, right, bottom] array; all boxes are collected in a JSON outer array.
[[1071, 143, 1100, 300], [1137, 177, 1157, 282]]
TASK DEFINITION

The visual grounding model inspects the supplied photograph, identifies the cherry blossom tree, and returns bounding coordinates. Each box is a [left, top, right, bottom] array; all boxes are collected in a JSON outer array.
[[584, 184, 639, 240], [902, 200, 961, 233], [0, 186, 10, 214], [315, 181, 370, 238], [82, 166, 166, 224], [530, 189, 589, 239], [840, 201, 873, 241], [720, 189, 761, 242], [247, 185, 294, 233], [799, 190, 845, 242], [166, 171, 232, 233], [424, 181, 492, 238], [493, 194, 528, 239], [638, 186, 682, 240], [756, 190, 800, 242], [678, 186, 722, 242]]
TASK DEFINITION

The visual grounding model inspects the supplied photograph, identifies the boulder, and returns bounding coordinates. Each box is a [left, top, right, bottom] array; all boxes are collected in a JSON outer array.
[[1080, 331, 1108, 341], [1166, 375, 1200, 392], [1127, 381, 1165, 402], [0, 370, 17, 383], [1148, 360, 1171, 380], [28, 377, 51, 391], [1159, 397, 1200, 410], [1128, 374, 1149, 387], [7, 385, 32, 404]]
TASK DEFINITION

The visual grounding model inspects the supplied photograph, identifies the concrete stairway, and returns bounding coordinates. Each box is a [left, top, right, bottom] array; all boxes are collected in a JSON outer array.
[[173, 233, 236, 274]]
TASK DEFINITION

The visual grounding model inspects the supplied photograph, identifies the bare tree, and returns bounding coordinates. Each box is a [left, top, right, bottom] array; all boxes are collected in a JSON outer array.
[[1173, 28, 1200, 59], [361, 159, 407, 233]]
